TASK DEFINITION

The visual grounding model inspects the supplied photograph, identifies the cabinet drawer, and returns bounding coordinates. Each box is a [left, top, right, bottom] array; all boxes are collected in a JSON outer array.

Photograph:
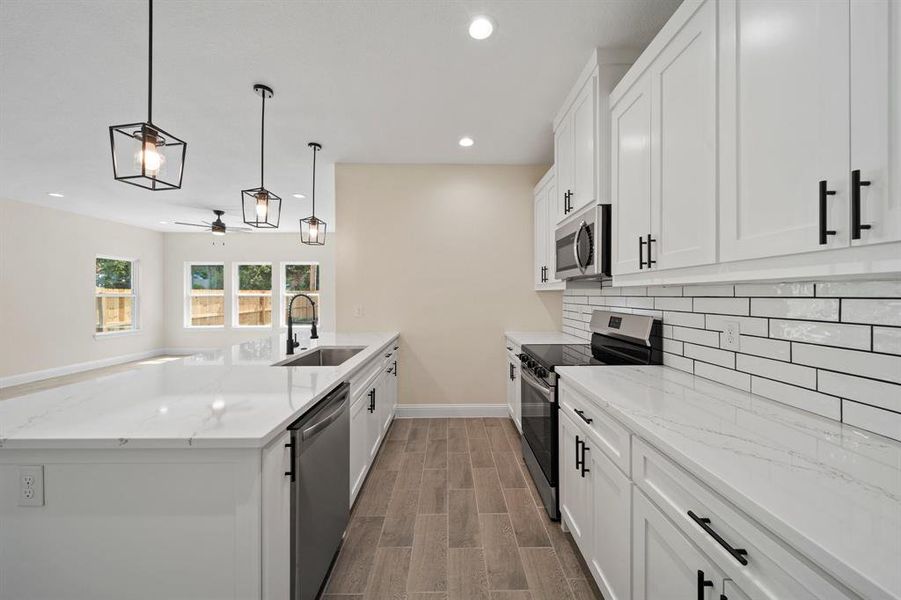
[[632, 438, 856, 600], [351, 356, 383, 397], [559, 381, 631, 476]]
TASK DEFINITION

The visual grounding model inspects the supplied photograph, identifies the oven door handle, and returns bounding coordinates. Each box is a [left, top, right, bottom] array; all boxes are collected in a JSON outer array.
[[521, 368, 553, 397]]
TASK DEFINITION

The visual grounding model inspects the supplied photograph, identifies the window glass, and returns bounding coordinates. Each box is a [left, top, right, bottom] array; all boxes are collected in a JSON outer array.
[[188, 264, 225, 326], [284, 263, 319, 325], [95, 258, 136, 333], [236, 264, 272, 326]]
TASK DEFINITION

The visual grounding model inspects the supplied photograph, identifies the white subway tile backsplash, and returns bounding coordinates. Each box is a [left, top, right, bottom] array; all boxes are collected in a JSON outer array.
[[793, 343, 901, 385], [768, 319, 871, 351], [873, 327, 901, 356], [705, 314, 769, 337], [818, 371, 901, 413], [842, 299, 901, 326], [842, 402, 901, 441], [693, 297, 750, 316], [562, 278, 901, 441], [694, 362, 751, 391], [683, 285, 735, 297], [737, 354, 817, 388], [816, 281, 901, 298], [738, 336, 791, 361], [663, 310, 707, 328], [671, 326, 720, 347], [750, 377, 840, 420], [735, 282, 815, 297], [751, 298, 840, 321], [684, 343, 735, 368], [654, 297, 693, 312]]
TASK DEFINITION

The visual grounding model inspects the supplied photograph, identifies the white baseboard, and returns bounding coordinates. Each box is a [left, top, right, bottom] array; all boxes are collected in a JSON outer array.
[[0, 348, 170, 389], [395, 404, 509, 418]]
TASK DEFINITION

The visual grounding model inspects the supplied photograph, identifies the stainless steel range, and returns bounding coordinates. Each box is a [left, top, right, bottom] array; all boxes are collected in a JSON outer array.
[[518, 310, 662, 520]]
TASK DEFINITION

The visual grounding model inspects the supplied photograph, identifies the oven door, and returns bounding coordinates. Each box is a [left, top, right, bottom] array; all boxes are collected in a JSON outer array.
[[555, 208, 596, 280], [520, 368, 557, 487]]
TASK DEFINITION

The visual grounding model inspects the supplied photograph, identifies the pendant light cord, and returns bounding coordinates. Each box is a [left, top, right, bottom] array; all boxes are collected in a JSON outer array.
[[260, 91, 266, 188], [147, 0, 153, 124], [311, 144, 317, 216]]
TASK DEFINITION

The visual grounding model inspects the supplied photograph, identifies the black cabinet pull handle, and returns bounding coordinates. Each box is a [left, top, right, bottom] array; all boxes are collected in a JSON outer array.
[[574, 409, 593, 424], [818, 180, 837, 244], [575, 435, 583, 471], [368, 389, 376, 413], [580, 441, 590, 477], [851, 169, 872, 239], [688, 510, 749, 565], [285, 441, 296, 481], [393, 360, 397, 377], [509, 363, 515, 381], [646, 234, 657, 267], [697, 570, 714, 600], [638, 236, 646, 269]]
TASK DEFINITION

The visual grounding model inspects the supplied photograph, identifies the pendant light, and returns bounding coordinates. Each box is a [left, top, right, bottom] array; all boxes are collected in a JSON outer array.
[[300, 142, 327, 245], [109, 0, 186, 191], [241, 84, 282, 228]]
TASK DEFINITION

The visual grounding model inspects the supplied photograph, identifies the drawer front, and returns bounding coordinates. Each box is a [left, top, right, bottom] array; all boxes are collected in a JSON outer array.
[[505, 337, 521, 357], [632, 438, 857, 600], [351, 358, 382, 399], [559, 381, 632, 476], [382, 341, 399, 368]]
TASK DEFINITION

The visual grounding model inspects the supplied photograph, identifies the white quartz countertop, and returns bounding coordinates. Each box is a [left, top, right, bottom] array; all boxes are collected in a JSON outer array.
[[0, 332, 399, 450], [504, 331, 584, 347], [557, 365, 901, 600]]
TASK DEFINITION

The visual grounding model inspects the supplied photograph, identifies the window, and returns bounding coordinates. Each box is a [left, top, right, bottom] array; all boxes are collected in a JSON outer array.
[[234, 263, 272, 327], [186, 263, 225, 327], [96, 257, 137, 333], [282, 263, 320, 327]]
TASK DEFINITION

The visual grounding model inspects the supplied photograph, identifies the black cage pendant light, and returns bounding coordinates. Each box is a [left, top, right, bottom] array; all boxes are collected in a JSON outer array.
[[109, 0, 186, 191], [241, 84, 282, 228], [300, 142, 327, 245]]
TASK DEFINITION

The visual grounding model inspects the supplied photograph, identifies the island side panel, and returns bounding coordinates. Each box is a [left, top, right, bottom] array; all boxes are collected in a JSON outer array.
[[0, 447, 262, 600]]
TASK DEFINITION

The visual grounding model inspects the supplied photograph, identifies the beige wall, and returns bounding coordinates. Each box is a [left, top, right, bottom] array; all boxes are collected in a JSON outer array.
[[0, 198, 165, 380], [162, 232, 336, 350], [335, 164, 562, 406]]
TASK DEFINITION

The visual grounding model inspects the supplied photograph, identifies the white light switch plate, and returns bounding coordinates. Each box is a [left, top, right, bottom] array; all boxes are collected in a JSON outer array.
[[18, 465, 44, 507], [721, 321, 741, 351]]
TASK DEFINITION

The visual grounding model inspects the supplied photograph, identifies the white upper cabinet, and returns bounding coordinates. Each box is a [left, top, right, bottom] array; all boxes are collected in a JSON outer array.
[[571, 76, 598, 215], [719, 0, 851, 260], [650, 0, 717, 270], [850, 0, 901, 246], [611, 74, 653, 276], [534, 168, 564, 291], [555, 118, 575, 222]]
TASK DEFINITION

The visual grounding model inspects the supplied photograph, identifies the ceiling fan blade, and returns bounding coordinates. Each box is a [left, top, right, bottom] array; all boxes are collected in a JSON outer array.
[[174, 222, 209, 228], [228, 227, 254, 233]]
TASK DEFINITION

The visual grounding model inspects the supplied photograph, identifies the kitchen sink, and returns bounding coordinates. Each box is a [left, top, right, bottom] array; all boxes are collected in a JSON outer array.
[[275, 347, 365, 367]]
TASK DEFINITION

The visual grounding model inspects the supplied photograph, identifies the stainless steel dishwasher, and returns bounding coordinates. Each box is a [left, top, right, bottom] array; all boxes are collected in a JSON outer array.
[[287, 381, 350, 600]]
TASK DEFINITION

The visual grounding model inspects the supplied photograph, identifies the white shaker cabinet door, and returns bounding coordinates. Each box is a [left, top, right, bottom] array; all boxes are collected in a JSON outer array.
[[722, 579, 753, 600], [850, 0, 901, 246], [555, 116, 575, 222], [719, 0, 850, 260], [534, 185, 549, 289], [571, 75, 598, 214], [588, 439, 632, 600], [611, 74, 653, 276], [349, 392, 369, 503], [559, 410, 592, 557], [633, 488, 724, 600], [650, 0, 717, 270]]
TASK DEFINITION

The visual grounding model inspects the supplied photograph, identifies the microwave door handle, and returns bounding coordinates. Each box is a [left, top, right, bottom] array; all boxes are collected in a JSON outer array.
[[574, 221, 588, 272]]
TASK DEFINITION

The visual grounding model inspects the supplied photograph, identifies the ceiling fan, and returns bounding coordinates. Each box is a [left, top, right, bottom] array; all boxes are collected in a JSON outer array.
[[175, 210, 252, 236]]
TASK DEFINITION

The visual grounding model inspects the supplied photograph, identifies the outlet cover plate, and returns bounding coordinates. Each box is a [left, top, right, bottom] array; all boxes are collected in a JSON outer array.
[[18, 465, 44, 507], [721, 321, 741, 351]]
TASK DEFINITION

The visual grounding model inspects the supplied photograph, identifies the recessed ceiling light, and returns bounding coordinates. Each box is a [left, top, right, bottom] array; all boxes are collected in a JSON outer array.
[[159, 220, 168, 224], [47, 192, 64, 198], [292, 193, 306, 199], [469, 16, 495, 40], [459, 136, 474, 147]]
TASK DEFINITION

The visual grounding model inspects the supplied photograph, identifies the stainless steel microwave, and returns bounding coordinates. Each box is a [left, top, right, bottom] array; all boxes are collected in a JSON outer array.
[[554, 204, 611, 280]]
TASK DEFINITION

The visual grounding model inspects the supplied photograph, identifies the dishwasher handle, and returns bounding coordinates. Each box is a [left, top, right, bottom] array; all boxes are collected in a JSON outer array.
[[302, 398, 348, 441]]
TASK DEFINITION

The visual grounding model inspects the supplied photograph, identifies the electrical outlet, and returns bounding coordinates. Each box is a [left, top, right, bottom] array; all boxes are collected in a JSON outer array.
[[353, 305, 364, 318], [18, 465, 44, 507], [721, 321, 741, 351]]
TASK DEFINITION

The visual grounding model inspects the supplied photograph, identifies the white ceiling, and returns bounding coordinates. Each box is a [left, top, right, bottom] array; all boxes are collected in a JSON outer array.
[[0, 0, 680, 232]]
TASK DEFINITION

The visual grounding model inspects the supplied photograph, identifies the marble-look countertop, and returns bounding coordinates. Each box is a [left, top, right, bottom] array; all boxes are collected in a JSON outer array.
[[557, 365, 901, 600], [504, 331, 584, 347], [0, 332, 399, 450]]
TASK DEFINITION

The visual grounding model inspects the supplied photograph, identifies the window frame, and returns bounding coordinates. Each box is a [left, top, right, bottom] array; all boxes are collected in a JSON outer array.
[[184, 262, 226, 329], [232, 261, 274, 328], [280, 261, 321, 328], [95, 255, 140, 336]]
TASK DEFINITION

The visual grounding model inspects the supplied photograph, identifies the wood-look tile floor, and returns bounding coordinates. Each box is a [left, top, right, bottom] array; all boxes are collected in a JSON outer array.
[[323, 417, 602, 600]]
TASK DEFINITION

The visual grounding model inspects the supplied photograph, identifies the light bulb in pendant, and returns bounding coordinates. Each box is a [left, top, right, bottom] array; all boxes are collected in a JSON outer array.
[[255, 191, 269, 220], [135, 137, 164, 176]]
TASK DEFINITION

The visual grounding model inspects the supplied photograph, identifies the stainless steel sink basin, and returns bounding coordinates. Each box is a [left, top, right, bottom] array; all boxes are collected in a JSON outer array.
[[276, 347, 365, 367]]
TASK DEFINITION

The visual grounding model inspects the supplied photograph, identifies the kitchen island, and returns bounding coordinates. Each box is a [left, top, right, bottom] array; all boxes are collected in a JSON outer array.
[[0, 332, 399, 600]]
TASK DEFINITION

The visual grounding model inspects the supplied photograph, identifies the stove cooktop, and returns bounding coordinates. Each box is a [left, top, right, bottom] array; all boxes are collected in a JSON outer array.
[[521, 343, 642, 370]]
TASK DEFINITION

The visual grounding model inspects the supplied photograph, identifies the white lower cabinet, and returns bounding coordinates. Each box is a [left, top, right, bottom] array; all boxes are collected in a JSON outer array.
[[587, 438, 632, 600], [723, 579, 753, 600], [505, 344, 521, 430], [559, 410, 592, 553], [349, 383, 372, 503], [632, 487, 725, 600]]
